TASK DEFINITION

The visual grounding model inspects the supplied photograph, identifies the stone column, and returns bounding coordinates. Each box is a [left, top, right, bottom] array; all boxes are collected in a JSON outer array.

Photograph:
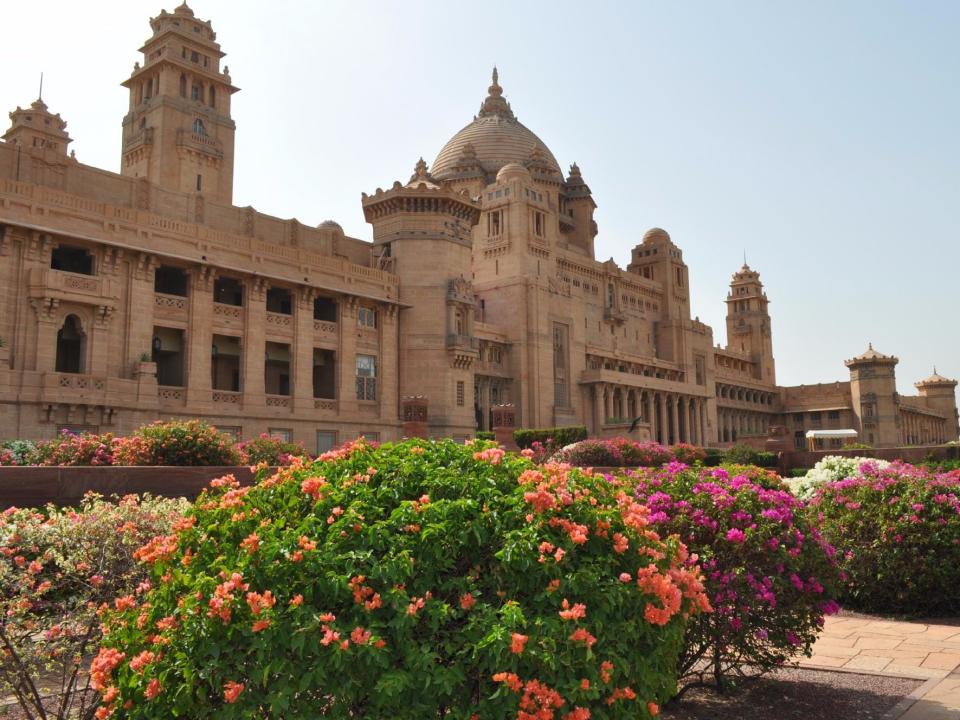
[[669, 395, 679, 446], [591, 384, 602, 435], [89, 307, 113, 377], [603, 384, 613, 424], [128, 253, 158, 372], [242, 278, 267, 408], [657, 393, 666, 445], [31, 301, 60, 372], [699, 400, 707, 446], [293, 287, 316, 414], [186, 266, 214, 407], [689, 399, 698, 445], [336, 296, 359, 416]]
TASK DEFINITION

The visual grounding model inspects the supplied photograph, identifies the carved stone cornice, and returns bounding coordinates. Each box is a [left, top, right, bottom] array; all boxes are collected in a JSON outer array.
[[30, 296, 60, 321], [27, 231, 53, 262], [134, 252, 159, 282]]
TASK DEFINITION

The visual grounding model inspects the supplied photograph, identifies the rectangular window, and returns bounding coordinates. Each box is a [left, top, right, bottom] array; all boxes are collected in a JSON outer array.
[[357, 307, 377, 328], [694, 355, 706, 386], [268, 428, 292, 442], [793, 412, 804, 423], [217, 426, 242, 441], [316, 430, 337, 455], [553, 322, 569, 409], [533, 210, 544, 237], [359, 431, 380, 442], [456, 381, 465, 406], [827, 410, 840, 420], [356, 355, 377, 401], [487, 210, 502, 237], [810, 411, 822, 426], [196, 174, 202, 192]]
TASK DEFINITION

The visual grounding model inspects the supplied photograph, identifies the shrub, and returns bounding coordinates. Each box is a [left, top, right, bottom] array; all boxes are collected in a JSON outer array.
[[702, 448, 724, 467], [0, 439, 38, 466], [513, 425, 587, 450], [811, 461, 960, 615], [475, 431, 495, 441], [33, 430, 117, 466], [842, 442, 873, 450], [552, 439, 702, 469], [112, 420, 241, 466], [670, 443, 707, 466], [631, 464, 840, 692], [719, 445, 778, 468], [784, 455, 891, 500], [96, 439, 709, 719], [0, 494, 187, 720], [552, 438, 626, 467], [236, 434, 309, 467]]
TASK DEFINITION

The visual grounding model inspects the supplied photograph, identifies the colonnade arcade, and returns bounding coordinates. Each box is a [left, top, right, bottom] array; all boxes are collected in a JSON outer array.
[[588, 383, 708, 446], [716, 407, 771, 444], [900, 408, 949, 445]]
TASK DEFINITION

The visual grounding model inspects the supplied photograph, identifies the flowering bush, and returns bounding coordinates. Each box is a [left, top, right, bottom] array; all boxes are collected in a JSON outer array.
[[95, 440, 710, 719], [112, 420, 240, 466], [0, 439, 38, 465], [31, 431, 117, 466], [236, 434, 309, 467], [811, 461, 960, 615], [552, 438, 699, 468], [0, 494, 187, 720], [631, 463, 841, 692], [784, 455, 891, 500]]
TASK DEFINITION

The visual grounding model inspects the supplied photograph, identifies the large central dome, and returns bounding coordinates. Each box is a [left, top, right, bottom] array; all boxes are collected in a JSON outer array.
[[431, 69, 562, 182]]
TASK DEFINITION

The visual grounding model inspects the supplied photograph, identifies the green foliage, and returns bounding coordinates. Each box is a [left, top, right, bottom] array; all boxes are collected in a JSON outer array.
[[0, 439, 38, 466], [721, 445, 778, 468], [812, 461, 960, 615], [0, 494, 187, 720], [701, 448, 724, 467], [475, 431, 495, 441], [841, 443, 873, 450], [513, 425, 588, 450], [96, 440, 708, 719]]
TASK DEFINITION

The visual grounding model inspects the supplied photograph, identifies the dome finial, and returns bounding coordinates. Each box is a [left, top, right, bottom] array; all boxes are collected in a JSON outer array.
[[868, 342, 873, 350], [479, 67, 513, 119]]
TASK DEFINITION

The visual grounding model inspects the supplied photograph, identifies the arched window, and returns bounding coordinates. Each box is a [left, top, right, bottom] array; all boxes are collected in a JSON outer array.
[[191, 84, 201, 101], [209, 85, 216, 107], [193, 118, 205, 136], [55, 315, 85, 374], [179, 74, 187, 97]]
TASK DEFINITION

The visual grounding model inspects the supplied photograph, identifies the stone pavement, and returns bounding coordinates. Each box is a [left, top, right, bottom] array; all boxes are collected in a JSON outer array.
[[803, 614, 960, 719]]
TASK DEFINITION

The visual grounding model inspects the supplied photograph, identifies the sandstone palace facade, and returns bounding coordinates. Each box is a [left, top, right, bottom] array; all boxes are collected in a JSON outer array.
[[0, 4, 956, 451]]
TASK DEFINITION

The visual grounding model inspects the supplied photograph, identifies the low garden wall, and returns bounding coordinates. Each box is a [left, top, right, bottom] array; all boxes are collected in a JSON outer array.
[[778, 443, 958, 472], [0, 465, 266, 507]]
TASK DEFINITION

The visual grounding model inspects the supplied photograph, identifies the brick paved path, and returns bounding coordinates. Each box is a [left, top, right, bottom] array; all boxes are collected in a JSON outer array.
[[804, 615, 960, 719]]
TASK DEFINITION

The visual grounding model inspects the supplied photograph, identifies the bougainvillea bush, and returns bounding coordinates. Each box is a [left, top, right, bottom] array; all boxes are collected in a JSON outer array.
[[552, 439, 701, 468], [32, 431, 117, 466], [784, 455, 891, 500], [630, 463, 841, 692], [112, 420, 241, 466], [0, 494, 187, 720], [811, 461, 960, 615], [95, 440, 710, 719], [235, 434, 309, 467]]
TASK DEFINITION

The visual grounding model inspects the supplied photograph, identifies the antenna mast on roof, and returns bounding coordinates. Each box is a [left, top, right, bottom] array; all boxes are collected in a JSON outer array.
[[39, 72, 44, 101]]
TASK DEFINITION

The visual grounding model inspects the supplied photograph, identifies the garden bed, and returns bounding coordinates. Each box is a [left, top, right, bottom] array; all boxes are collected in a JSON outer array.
[[0, 465, 268, 506], [661, 667, 921, 720]]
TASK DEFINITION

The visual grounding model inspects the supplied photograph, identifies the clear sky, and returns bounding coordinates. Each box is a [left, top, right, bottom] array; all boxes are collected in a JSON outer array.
[[3, 1, 958, 394]]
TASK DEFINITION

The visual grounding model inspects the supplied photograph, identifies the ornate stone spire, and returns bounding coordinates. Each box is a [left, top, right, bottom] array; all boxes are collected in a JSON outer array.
[[478, 67, 515, 120]]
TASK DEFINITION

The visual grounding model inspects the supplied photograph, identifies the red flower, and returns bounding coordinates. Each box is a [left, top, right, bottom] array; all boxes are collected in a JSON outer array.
[[510, 632, 528, 654], [223, 680, 244, 704]]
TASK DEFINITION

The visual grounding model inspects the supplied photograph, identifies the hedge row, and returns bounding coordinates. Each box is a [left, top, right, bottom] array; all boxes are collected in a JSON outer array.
[[513, 425, 588, 449]]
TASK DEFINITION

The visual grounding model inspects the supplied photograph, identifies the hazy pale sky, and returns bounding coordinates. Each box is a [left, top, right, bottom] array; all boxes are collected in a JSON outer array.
[[3, 1, 958, 394]]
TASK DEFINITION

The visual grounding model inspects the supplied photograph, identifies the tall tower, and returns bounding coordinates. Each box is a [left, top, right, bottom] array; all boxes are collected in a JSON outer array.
[[120, 3, 238, 204], [845, 345, 900, 447], [362, 159, 481, 437], [915, 369, 959, 442], [724, 264, 775, 383]]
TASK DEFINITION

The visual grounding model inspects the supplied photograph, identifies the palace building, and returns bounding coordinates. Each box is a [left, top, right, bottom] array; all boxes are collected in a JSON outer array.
[[0, 4, 956, 451]]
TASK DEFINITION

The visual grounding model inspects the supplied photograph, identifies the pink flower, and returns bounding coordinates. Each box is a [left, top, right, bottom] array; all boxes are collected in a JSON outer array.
[[725, 528, 746, 543]]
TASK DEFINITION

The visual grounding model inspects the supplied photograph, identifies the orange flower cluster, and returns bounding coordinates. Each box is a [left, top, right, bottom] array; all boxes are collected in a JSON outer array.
[[350, 626, 372, 644], [569, 628, 596, 648], [245, 590, 276, 616], [223, 680, 244, 704], [517, 678, 565, 720], [207, 572, 248, 624], [348, 575, 382, 610], [300, 475, 329, 501], [239, 532, 260, 554], [558, 599, 587, 621], [605, 686, 636, 706], [459, 592, 476, 610], [90, 647, 125, 690], [611, 532, 629, 554], [473, 447, 506, 465], [407, 592, 431, 616], [635, 565, 682, 626], [298, 535, 317, 552], [510, 632, 529, 654], [133, 534, 178, 565], [129, 650, 155, 673], [218, 487, 251, 510], [113, 595, 136, 611], [209, 474, 239, 489], [548, 517, 589, 545]]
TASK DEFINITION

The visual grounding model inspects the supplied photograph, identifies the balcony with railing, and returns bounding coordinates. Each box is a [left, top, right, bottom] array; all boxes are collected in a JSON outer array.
[[175, 129, 224, 159]]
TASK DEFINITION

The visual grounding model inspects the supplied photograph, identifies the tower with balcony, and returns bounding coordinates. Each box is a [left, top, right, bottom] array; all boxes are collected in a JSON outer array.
[[120, 2, 238, 204]]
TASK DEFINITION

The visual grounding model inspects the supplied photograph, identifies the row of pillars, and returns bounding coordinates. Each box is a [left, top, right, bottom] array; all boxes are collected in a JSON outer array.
[[717, 408, 769, 444], [590, 383, 708, 446], [901, 411, 947, 445]]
